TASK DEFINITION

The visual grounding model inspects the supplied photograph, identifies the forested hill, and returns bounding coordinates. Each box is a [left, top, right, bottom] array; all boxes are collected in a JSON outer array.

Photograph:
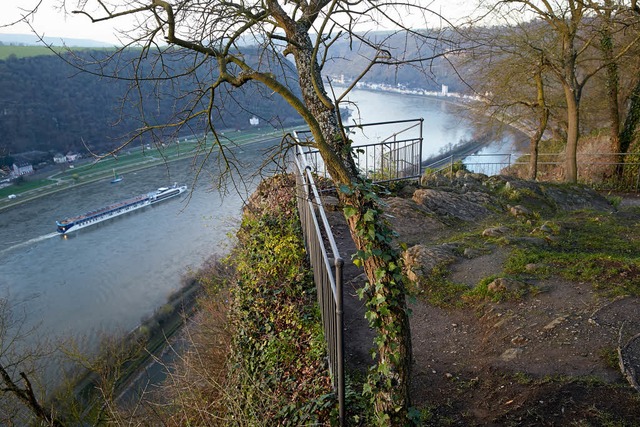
[[0, 48, 302, 156], [320, 30, 467, 92]]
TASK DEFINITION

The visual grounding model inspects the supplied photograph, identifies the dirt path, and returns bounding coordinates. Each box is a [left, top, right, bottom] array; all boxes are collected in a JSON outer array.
[[327, 184, 640, 425]]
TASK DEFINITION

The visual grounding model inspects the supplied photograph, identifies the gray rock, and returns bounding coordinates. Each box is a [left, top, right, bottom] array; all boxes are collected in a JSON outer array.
[[487, 277, 527, 293], [542, 185, 614, 212], [463, 247, 483, 258], [500, 348, 523, 361], [509, 204, 532, 218], [403, 244, 458, 283], [539, 223, 554, 233], [482, 226, 509, 237], [543, 315, 567, 331], [413, 188, 493, 222]]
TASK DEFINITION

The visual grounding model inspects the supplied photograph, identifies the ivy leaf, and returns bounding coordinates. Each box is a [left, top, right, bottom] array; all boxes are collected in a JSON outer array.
[[343, 206, 357, 219], [362, 382, 372, 395], [338, 184, 353, 195], [363, 209, 376, 222]]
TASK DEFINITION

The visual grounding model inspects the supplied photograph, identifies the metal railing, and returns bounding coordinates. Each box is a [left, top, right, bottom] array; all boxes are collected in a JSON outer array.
[[293, 146, 345, 425], [291, 119, 423, 424], [291, 119, 638, 424], [296, 118, 424, 183], [426, 152, 640, 191]]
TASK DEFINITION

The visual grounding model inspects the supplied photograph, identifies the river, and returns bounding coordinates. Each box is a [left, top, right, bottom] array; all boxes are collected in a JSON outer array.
[[0, 146, 269, 351], [340, 88, 527, 172], [0, 88, 521, 378]]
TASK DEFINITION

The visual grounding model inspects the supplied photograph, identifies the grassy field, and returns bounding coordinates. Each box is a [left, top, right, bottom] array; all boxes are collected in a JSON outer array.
[[0, 45, 63, 60], [0, 45, 119, 60], [0, 125, 304, 209]]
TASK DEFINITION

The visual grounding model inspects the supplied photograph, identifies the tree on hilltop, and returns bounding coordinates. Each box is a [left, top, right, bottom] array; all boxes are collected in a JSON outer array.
[[472, 0, 640, 183], [34, 0, 457, 423]]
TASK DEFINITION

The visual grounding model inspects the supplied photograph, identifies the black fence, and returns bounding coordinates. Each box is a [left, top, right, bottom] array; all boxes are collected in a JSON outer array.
[[291, 119, 425, 424], [296, 118, 424, 183], [428, 152, 640, 191], [293, 146, 345, 424]]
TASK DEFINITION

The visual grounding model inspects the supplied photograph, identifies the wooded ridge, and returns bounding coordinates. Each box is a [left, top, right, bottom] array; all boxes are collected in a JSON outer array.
[[0, 48, 302, 157]]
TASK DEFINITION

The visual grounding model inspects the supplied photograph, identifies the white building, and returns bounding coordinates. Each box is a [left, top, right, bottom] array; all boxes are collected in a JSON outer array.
[[65, 152, 80, 162], [12, 162, 34, 176], [249, 116, 260, 126]]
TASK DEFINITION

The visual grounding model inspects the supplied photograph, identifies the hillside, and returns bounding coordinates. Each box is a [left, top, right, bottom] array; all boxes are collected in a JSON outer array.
[[321, 172, 640, 424], [0, 48, 302, 156], [320, 29, 468, 92], [124, 172, 639, 425]]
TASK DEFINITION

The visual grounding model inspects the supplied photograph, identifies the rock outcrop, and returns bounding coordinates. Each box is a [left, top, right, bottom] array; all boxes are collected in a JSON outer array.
[[389, 173, 616, 289]]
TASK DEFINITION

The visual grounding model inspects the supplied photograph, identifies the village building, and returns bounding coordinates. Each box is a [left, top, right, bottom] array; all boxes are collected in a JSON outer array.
[[12, 162, 34, 176]]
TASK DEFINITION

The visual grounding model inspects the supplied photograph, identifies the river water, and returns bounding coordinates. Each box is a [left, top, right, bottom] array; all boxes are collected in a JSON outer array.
[[340, 88, 527, 172], [339, 88, 475, 155], [0, 146, 268, 351], [0, 88, 520, 364]]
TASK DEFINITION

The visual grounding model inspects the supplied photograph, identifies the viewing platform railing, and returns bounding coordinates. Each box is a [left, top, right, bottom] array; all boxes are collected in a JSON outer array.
[[427, 152, 640, 191], [296, 118, 424, 183], [293, 119, 637, 423], [291, 118, 424, 424], [293, 145, 345, 425]]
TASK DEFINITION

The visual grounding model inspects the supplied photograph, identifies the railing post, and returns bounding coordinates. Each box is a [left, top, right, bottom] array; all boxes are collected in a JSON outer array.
[[419, 118, 424, 180], [335, 257, 344, 426]]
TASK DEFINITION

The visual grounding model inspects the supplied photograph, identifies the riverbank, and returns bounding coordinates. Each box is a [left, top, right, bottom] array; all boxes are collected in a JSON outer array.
[[83, 174, 334, 424], [0, 124, 304, 212], [65, 259, 208, 412]]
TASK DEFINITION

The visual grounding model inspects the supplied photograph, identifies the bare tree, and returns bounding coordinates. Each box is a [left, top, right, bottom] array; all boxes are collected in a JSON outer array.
[[0, 298, 63, 427], [45, 0, 454, 423], [464, 21, 553, 180], [487, 0, 592, 182], [616, 2, 640, 175], [476, 0, 640, 183], [584, 0, 640, 177]]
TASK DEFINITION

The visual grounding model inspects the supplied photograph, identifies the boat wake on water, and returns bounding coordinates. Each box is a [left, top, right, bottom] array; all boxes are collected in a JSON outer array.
[[1, 232, 59, 256]]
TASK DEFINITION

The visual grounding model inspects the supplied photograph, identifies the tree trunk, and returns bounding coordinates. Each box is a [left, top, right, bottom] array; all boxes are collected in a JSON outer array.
[[563, 84, 580, 183], [284, 21, 413, 424], [342, 188, 412, 424], [561, 29, 581, 184], [603, 40, 621, 154], [600, 1, 622, 176], [618, 78, 640, 175], [529, 70, 549, 180]]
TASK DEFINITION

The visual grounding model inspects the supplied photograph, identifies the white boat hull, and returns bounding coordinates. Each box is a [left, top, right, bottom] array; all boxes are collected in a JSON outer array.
[[56, 184, 187, 234]]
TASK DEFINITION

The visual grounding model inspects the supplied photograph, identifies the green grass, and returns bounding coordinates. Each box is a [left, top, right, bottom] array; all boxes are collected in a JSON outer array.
[[0, 124, 304, 207], [503, 210, 640, 297], [0, 178, 57, 198], [406, 180, 640, 307], [0, 45, 62, 60]]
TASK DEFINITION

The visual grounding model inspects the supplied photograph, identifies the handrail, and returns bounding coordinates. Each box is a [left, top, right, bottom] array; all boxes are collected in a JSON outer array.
[[293, 144, 345, 425]]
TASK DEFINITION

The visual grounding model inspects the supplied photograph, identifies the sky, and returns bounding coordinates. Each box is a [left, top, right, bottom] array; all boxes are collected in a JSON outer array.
[[0, 0, 474, 46], [0, 1, 133, 45]]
